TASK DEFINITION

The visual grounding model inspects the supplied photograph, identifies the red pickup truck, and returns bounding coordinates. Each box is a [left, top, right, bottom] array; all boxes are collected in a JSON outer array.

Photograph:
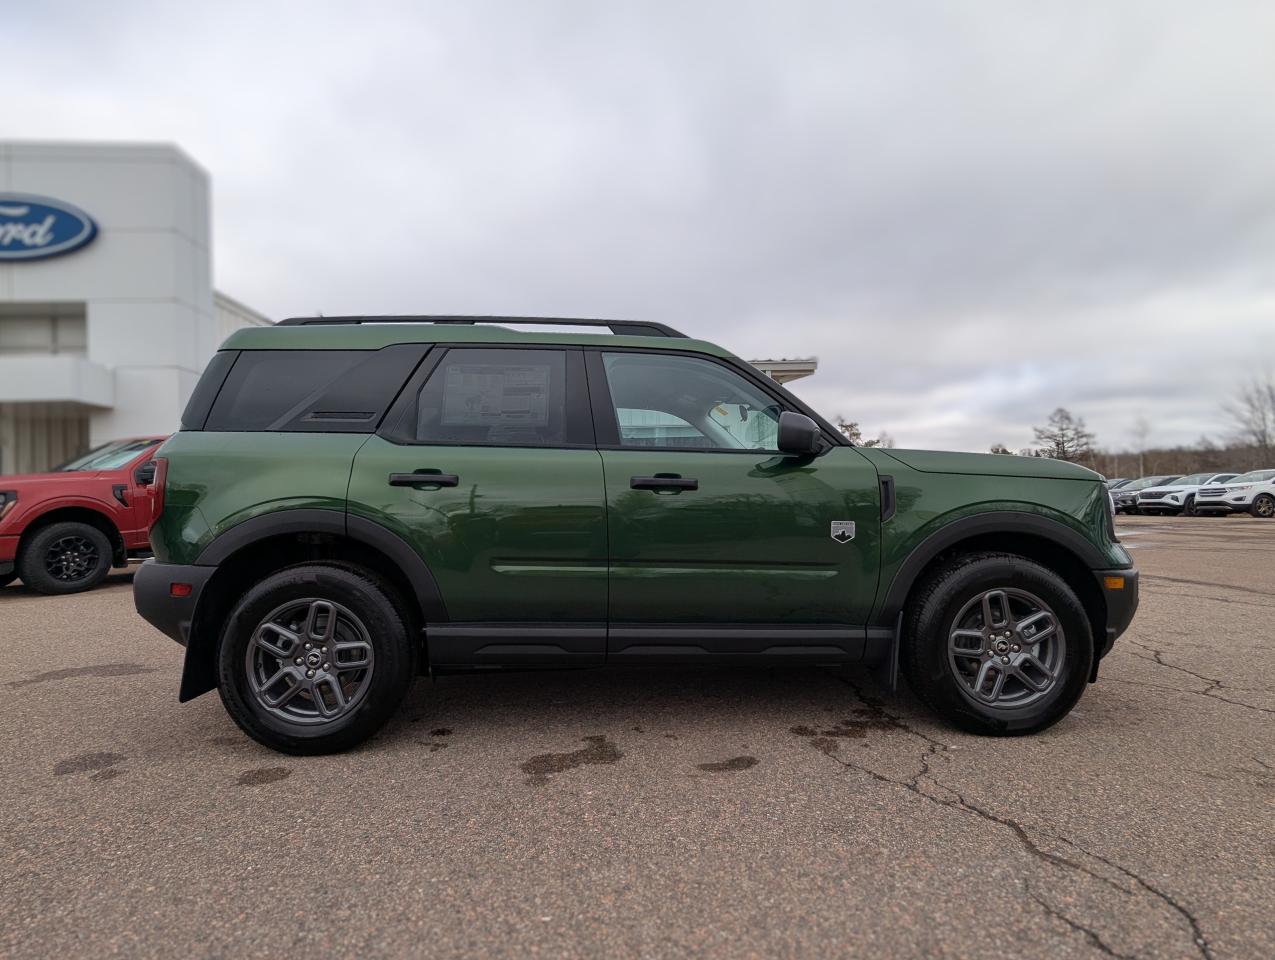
[[0, 437, 167, 595]]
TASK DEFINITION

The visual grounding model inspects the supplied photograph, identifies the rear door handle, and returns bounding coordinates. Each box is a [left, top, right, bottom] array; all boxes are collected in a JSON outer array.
[[388, 471, 459, 488], [630, 474, 698, 491]]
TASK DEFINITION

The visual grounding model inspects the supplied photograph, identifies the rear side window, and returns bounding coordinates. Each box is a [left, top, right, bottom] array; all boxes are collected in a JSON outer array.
[[203, 346, 424, 432], [402, 347, 590, 447]]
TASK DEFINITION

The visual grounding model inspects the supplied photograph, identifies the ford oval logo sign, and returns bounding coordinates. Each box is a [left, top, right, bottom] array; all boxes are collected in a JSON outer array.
[[0, 193, 98, 261]]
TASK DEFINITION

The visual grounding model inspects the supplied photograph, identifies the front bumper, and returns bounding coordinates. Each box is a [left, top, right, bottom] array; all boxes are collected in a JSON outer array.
[[1192, 499, 1234, 512], [133, 558, 216, 648], [0, 534, 18, 564], [1094, 567, 1139, 664]]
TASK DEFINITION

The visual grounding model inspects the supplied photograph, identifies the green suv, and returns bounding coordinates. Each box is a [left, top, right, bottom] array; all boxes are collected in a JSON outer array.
[[134, 317, 1137, 754]]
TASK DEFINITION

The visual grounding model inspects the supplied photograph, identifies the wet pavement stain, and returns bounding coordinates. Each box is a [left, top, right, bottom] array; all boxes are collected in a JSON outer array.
[[54, 752, 126, 776], [428, 743, 447, 753], [236, 767, 292, 787], [521, 735, 623, 785], [430, 728, 453, 737], [12, 664, 154, 688], [696, 756, 758, 773]]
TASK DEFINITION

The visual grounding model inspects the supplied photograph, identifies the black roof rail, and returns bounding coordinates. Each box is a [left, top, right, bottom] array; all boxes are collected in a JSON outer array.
[[275, 315, 687, 338]]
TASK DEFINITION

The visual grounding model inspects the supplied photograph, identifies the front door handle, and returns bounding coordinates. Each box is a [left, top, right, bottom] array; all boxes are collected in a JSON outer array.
[[630, 474, 698, 491], [388, 471, 459, 488]]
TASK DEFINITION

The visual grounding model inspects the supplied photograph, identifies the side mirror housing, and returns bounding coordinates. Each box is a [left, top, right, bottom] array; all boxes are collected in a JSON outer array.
[[135, 461, 157, 486], [777, 412, 824, 456]]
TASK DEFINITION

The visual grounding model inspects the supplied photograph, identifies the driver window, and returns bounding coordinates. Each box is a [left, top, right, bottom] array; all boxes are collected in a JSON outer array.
[[601, 352, 783, 451]]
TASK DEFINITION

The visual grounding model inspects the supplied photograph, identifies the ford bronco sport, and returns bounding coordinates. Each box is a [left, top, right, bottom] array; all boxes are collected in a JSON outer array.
[[133, 317, 1138, 754]]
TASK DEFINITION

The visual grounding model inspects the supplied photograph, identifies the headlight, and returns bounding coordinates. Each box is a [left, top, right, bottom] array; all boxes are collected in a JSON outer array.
[[1231, 484, 1253, 490], [0, 491, 16, 520]]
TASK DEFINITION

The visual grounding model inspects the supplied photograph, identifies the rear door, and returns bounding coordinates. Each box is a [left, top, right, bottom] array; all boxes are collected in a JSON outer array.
[[587, 349, 882, 661], [348, 346, 608, 666]]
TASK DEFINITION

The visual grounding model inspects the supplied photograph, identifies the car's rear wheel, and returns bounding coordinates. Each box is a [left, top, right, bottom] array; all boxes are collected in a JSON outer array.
[[902, 552, 1093, 736], [217, 563, 417, 754], [16, 521, 114, 595], [1252, 494, 1275, 519]]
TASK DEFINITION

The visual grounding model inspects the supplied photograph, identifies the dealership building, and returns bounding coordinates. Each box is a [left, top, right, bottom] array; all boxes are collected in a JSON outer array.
[[0, 141, 269, 474]]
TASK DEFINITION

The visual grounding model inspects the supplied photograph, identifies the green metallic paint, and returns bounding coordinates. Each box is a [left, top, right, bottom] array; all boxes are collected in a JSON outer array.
[[151, 432, 366, 565], [601, 447, 882, 625], [347, 436, 608, 623]]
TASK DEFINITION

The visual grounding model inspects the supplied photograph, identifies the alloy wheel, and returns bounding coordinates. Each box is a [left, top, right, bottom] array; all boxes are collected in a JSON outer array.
[[1255, 495, 1274, 519], [44, 535, 100, 583], [948, 588, 1066, 709], [245, 598, 376, 725]]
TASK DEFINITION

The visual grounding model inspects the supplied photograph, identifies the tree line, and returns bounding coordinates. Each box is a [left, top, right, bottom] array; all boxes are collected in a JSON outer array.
[[990, 373, 1275, 477]]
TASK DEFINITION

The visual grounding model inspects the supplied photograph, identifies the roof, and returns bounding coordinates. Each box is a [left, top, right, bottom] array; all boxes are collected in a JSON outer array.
[[221, 316, 736, 359]]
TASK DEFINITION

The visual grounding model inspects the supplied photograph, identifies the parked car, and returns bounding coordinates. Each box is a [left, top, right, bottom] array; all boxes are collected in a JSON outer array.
[[133, 316, 1137, 753], [0, 437, 167, 594], [1112, 475, 1182, 514], [1105, 478, 1130, 489], [1134, 472, 1240, 516], [1193, 469, 1275, 517]]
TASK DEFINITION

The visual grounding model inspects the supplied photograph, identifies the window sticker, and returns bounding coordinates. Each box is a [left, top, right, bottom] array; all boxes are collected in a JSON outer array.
[[441, 364, 551, 426]]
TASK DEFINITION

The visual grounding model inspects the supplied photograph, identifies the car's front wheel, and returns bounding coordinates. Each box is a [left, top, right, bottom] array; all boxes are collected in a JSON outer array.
[[16, 521, 114, 595], [902, 552, 1093, 736], [1252, 494, 1275, 519], [217, 563, 417, 754], [1182, 495, 1197, 517]]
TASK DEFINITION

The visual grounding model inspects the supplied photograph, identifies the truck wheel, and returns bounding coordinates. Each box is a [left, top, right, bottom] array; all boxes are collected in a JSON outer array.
[[1252, 494, 1275, 519], [16, 521, 114, 595], [901, 552, 1093, 736], [217, 563, 417, 755]]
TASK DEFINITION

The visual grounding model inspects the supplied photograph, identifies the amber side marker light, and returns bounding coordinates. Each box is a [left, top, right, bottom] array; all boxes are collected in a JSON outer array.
[[170, 583, 193, 598], [1103, 576, 1126, 590]]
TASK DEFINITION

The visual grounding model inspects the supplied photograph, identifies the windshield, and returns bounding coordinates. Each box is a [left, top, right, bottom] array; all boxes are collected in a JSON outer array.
[[1230, 469, 1275, 484], [1174, 473, 1212, 486], [54, 439, 157, 472], [1124, 476, 1175, 491]]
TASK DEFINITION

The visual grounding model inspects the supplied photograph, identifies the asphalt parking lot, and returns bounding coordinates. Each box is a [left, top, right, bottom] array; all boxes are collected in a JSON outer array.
[[1, 514, 1272, 959]]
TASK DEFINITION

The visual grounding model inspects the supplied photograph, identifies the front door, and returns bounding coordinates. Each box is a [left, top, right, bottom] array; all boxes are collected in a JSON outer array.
[[588, 350, 881, 661], [349, 346, 607, 666]]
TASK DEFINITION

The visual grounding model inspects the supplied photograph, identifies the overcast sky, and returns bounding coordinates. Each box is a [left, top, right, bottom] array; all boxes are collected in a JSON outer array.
[[8, 1, 1275, 452]]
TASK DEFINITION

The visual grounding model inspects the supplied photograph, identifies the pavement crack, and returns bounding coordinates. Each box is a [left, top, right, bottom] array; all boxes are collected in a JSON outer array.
[[1030, 891, 1136, 959], [1117, 639, 1275, 717]]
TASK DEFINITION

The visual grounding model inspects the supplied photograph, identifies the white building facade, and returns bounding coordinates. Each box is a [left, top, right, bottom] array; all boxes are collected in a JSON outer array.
[[0, 141, 269, 474]]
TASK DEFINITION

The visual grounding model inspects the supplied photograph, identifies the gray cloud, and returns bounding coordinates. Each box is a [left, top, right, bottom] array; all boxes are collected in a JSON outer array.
[[9, 0, 1275, 451]]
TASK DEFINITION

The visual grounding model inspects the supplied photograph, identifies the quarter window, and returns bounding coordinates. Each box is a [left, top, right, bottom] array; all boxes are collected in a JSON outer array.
[[601, 352, 784, 451]]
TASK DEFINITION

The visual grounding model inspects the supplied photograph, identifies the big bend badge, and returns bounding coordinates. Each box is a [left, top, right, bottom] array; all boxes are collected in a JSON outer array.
[[830, 520, 855, 544]]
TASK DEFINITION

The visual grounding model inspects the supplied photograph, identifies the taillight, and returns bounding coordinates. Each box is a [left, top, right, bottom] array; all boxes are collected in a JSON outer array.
[[150, 457, 169, 527]]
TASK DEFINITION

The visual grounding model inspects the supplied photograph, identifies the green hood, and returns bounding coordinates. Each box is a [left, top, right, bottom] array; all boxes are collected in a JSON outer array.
[[878, 449, 1100, 481]]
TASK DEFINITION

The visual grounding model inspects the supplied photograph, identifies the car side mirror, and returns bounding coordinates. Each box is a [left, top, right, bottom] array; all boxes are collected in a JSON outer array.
[[777, 412, 824, 456], [135, 461, 157, 486]]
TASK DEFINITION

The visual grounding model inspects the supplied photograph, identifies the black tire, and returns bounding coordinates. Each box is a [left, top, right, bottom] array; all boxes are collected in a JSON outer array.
[[901, 552, 1093, 736], [16, 521, 114, 595], [217, 563, 417, 755], [1182, 495, 1196, 517], [1251, 494, 1275, 519]]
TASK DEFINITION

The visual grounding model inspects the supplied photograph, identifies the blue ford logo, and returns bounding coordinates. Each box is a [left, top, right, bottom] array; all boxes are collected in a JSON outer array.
[[0, 193, 98, 261]]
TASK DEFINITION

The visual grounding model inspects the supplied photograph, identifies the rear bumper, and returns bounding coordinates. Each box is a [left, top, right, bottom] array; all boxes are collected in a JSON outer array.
[[1094, 567, 1139, 662], [133, 559, 216, 648]]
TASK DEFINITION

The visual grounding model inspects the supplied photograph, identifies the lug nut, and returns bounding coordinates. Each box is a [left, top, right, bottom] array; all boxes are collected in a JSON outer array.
[[294, 657, 303, 665], [304, 643, 312, 650], [1001, 656, 1010, 664], [322, 663, 330, 671], [306, 669, 315, 678], [1011, 644, 1020, 652]]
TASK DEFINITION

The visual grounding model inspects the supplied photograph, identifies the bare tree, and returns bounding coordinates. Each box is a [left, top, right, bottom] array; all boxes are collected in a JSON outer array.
[[1032, 408, 1095, 463], [834, 417, 892, 447], [1130, 415, 1151, 477], [1224, 373, 1275, 456]]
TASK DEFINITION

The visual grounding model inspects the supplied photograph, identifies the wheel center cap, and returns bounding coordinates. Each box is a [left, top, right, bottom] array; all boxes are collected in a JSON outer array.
[[305, 651, 323, 669], [994, 639, 1010, 654]]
